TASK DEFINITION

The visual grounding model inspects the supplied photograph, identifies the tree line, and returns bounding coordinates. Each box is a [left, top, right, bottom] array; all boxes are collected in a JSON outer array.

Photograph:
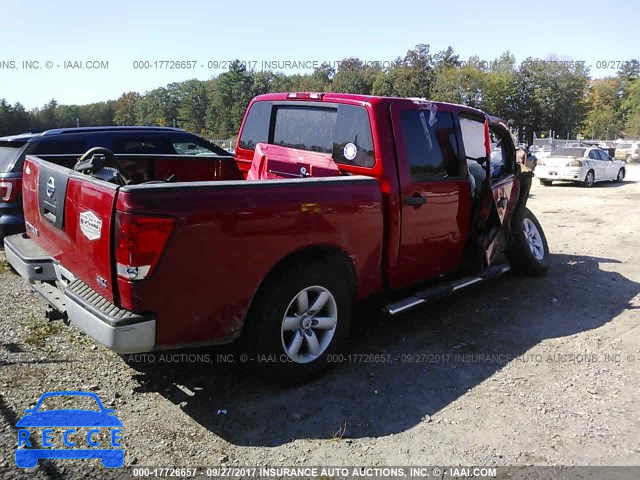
[[1, 44, 639, 143]]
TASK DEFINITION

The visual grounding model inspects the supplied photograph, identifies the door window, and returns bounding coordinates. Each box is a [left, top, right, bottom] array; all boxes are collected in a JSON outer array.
[[459, 117, 487, 160], [399, 110, 459, 180]]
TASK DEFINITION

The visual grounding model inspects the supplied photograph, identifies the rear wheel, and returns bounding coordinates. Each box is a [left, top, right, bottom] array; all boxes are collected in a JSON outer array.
[[244, 260, 352, 380], [626, 154, 632, 163], [540, 179, 553, 186], [506, 208, 550, 276], [583, 170, 595, 187], [616, 168, 625, 183]]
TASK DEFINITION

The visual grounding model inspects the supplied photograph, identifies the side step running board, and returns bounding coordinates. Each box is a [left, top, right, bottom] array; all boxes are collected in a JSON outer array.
[[383, 263, 511, 315]]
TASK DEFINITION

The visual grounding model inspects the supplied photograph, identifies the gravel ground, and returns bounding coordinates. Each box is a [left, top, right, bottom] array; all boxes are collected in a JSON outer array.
[[1, 166, 640, 478]]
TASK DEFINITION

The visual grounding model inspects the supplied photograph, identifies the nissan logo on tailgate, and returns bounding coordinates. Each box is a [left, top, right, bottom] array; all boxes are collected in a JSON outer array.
[[46, 177, 56, 198]]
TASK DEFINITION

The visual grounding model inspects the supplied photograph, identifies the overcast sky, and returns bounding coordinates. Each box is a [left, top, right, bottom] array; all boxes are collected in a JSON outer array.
[[1, 0, 638, 108]]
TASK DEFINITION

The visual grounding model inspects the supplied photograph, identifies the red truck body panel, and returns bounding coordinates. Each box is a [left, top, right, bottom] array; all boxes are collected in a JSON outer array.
[[113, 178, 383, 346], [16, 93, 524, 353]]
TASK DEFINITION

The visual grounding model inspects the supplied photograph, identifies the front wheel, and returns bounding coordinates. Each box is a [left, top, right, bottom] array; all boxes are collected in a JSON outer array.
[[506, 208, 550, 276], [616, 168, 625, 183], [244, 260, 352, 380], [540, 179, 553, 186]]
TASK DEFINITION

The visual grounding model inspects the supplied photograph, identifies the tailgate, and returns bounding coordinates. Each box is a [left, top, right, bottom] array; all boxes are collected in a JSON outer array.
[[22, 155, 118, 302]]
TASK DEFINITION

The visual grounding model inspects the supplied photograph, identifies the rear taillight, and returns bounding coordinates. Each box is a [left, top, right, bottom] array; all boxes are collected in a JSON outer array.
[[115, 212, 174, 280], [0, 179, 22, 202], [567, 160, 583, 167]]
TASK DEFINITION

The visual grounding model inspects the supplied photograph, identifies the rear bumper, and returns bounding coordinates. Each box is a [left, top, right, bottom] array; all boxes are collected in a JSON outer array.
[[535, 166, 585, 182], [3, 233, 156, 354], [65, 279, 156, 353], [4, 233, 57, 281]]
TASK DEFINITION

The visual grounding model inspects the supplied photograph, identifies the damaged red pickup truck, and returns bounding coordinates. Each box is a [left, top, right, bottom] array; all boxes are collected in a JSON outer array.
[[5, 93, 549, 378]]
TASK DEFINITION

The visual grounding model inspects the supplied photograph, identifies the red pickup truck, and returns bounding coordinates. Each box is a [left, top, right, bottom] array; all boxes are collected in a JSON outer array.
[[5, 92, 549, 379]]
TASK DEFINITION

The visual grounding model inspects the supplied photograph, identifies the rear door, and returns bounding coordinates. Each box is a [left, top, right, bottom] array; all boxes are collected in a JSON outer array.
[[22, 156, 119, 301], [389, 103, 472, 289]]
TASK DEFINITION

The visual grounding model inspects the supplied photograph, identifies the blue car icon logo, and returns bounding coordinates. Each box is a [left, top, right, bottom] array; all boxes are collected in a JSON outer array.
[[15, 391, 123, 468]]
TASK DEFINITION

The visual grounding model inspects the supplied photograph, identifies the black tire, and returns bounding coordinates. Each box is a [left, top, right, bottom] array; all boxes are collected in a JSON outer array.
[[540, 179, 553, 186], [243, 260, 352, 380], [583, 170, 595, 187], [506, 208, 550, 276], [616, 168, 625, 183]]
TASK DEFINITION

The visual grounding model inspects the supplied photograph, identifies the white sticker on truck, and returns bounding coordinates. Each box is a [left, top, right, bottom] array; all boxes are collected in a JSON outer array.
[[79, 211, 102, 240]]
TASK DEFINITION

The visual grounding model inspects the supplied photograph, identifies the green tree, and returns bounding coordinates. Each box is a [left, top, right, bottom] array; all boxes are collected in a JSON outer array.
[[432, 62, 486, 107], [331, 58, 378, 94], [177, 80, 208, 133], [621, 78, 640, 136], [114, 92, 140, 125]]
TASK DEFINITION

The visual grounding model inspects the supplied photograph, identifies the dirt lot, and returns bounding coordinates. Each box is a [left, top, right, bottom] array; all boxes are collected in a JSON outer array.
[[1, 166, 640, 478]]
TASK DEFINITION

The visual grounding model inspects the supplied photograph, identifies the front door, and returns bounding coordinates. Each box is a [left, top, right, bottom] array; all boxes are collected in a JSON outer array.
[[587, 149, 606, 180], [388, 103, 472, 289]]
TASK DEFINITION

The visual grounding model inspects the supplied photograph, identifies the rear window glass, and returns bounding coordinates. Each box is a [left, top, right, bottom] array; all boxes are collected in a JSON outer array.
[[617, 143, 631, 149], [239, 101, 375, 168], [0, 142, 27, 171], [549, 148, 586, 157], [273, 107, 336, 153], [238, 101, 272, 151], [32, 140, 87, 155], [112, 138, 175, 154], [170, 137, 228, 156]]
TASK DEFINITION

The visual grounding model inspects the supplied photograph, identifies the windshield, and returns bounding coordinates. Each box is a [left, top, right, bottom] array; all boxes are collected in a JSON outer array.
[[0, 141, 27, 172], [549, 147, 586, 158]]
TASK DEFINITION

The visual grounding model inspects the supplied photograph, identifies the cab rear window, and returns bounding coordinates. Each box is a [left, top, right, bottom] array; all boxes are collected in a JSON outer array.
[[0, 141, 27, 172], [239, 101, 375, 168]]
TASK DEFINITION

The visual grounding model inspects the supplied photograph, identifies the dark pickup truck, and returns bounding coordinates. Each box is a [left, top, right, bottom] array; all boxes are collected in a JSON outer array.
[[5, 92, 550, 379]]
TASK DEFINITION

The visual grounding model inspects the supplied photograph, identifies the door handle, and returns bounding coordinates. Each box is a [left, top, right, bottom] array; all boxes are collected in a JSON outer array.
[[405, 195, 427, 206]]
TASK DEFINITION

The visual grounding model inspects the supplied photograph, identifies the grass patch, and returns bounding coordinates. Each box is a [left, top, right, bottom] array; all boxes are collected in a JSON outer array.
[[25, 319, 63, 347], [331, 422, 347, 440]]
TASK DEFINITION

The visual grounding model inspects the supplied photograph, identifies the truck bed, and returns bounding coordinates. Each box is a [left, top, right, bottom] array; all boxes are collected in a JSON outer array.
[[19, 154, 384, 349]]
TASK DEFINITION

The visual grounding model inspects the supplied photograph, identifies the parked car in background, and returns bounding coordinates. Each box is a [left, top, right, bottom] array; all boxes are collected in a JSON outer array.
[[614, 142, 640, 163], [535, 146, 626, 187], [0, 127, 230, 237], [532, 144, 553, 162]]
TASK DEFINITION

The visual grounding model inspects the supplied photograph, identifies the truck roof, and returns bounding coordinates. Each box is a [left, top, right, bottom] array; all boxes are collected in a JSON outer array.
[[0, 126, 185, 142], [252, 92, 489, 118]]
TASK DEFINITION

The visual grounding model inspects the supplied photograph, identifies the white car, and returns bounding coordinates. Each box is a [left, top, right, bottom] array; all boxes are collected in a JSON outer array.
[[531, 144, 553, 162], [535, 146, 626, 187]]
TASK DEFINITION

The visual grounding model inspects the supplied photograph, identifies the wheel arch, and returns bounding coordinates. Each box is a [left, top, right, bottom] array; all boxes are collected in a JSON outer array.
[[243, 244, 357, 329]]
